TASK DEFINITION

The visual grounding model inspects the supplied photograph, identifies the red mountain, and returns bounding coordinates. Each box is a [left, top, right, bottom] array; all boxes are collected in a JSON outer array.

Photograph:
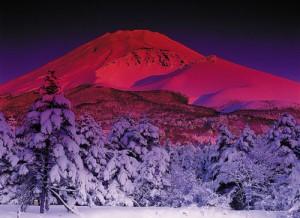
[[132, 57, 300, 111], [1, 29, 299, 112], [0, 30, 201, 94]]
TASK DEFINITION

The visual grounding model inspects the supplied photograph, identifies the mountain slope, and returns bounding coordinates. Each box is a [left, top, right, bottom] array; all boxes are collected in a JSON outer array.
[[0, 29, 299, 111], [0, 30, 202, 94], [133, 56, 300, 111], [2, 84, 299, 143]]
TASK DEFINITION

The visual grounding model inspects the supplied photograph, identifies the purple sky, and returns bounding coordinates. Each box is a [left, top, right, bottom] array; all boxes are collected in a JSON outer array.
[[0, 1, 299, 84]]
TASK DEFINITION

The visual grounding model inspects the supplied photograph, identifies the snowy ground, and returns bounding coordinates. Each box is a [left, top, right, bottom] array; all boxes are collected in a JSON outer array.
[[0, 205, 285, 218]]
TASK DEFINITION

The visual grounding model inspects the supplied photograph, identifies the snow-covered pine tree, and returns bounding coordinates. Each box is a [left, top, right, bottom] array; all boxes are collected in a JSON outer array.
[[109, 117, 160, 158], [195, 143, 230, 208], [76, 114, 107, 205], [216, 125, 235, 153], [267, 113, 300, 158], [40, 70, 60, 95], [108, 117, 136, 151], [15, 71, 86, 214], [103, 149, 139, 206], [168, 145, 202, 207], [223, 127, 271, 210], [135, 117, 160, 150], [134, 146, 170, 206], [104, 117, 161, 206], [103, 117, 139, 205], [208, 125, 250, 209], [262, 114, 300, 211], [210, 125, 235, 183], [213, 125, 272, 210], [196, 137, 220, 183], [0, 113, 19, 204], [236, 126, 256, 153]]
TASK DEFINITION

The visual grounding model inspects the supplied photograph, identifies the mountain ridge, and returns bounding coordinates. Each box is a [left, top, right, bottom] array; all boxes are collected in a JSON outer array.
[[0, 29, 299, 112]]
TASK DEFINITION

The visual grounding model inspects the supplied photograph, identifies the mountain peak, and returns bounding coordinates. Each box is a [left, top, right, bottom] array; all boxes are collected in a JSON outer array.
[[101, 29, 167, 39], [0, 29, 300, 111], [0, 29, 202, 94], [91, 29, 204, 60]]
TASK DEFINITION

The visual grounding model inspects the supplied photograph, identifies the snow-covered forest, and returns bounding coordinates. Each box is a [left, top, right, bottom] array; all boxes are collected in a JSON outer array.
[[0, 72, 300, 217]]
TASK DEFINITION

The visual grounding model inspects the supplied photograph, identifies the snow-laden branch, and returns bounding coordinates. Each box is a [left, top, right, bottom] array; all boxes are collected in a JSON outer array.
[[49, 188, 82, 217]]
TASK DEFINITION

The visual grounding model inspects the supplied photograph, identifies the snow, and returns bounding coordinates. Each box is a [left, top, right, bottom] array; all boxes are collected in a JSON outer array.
[[18, 164, 29, 175], [0, 30, 201, 96], [1, 29, 299, 111], [1, 71, 300, 215], [0, 205, 283, 218], [132, 55, 300, 111]]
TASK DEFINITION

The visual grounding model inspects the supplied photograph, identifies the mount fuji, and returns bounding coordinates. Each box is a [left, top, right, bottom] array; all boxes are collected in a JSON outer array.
[[1, 29, 299, 112]]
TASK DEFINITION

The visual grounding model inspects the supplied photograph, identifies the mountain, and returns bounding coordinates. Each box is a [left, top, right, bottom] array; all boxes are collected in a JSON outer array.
[[0, 84, 215, 142], [132, 56, 300, 111], [2, 84, 299, 143], [0, 30, 201, 94], [1, 29, 300, 112]]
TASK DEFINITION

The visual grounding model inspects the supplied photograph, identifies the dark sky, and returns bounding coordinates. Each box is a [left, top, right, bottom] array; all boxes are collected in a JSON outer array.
[[0, 1, 299, 84]]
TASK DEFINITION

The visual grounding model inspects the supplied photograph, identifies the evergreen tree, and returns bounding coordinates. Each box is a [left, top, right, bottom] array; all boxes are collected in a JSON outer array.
[[104, 117, 161, 206], [104, 117, 140, 205], [76, 114, 107, 205], [263, 114, 300, 211], [135, 118, 160, 149], [103, 149, 139, 206], [267, 113, 300, 158], [236, 126, 256, 153], [108, 117, 135, 150], [109, 117, 160, 158], [210, 125, 235, 184], [228, 126, 263, 210], [16, 71, 86, 214], [40, 70, 60, 95], [197, 142, 219, 183], [168, 145, 202, 207], [216, 125, 235, 153], [208, 125, 249, 209], [134, 146, 170, 206], [0, 113, 19, 204]]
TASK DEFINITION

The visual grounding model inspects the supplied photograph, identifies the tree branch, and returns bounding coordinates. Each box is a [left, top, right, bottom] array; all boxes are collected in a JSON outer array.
[[49, 188, 82, 217]]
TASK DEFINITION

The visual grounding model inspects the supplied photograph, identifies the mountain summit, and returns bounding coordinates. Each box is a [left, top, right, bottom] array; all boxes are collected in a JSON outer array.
[[1, 29, 300, 111], [0, 30, 201, 93]]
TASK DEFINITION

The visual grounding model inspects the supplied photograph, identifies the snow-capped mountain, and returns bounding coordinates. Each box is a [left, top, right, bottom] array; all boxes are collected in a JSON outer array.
[[0, 30, 201, 94], [0, 29, 299, 111], [132, 56, 300, 111]]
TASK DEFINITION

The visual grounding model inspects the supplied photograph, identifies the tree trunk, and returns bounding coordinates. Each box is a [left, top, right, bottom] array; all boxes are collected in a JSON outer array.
[[45, 192, 50, 211], [40, 191, 45, 213], [40, 140, 50, 213]]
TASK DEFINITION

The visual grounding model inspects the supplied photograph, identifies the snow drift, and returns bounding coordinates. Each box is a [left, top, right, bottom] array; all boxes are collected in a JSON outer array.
[[0, 205, 283, 218]]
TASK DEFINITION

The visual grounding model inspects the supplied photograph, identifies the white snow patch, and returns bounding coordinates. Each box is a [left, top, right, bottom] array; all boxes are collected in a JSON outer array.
[[0, 205, 284, 218]]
